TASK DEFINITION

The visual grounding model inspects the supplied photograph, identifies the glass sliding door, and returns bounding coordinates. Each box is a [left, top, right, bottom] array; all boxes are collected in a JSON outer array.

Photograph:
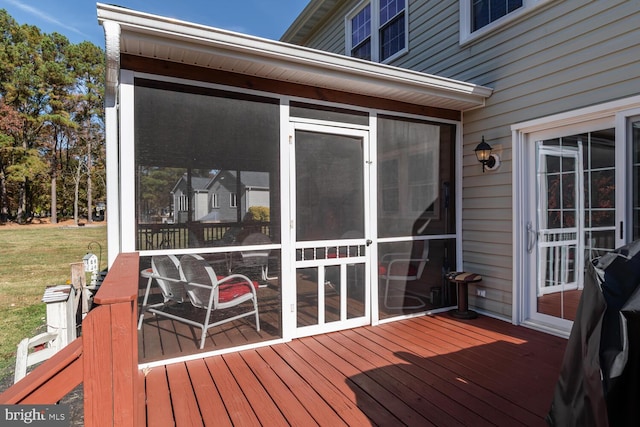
[[530, 130, 616, 326], [631, 117, 640, 240]]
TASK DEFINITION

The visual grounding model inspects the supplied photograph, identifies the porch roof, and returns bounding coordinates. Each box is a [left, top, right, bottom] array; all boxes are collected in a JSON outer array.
[[97, 3, 492, 112]]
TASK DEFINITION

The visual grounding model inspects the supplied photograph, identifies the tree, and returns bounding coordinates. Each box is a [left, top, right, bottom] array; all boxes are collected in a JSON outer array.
[[67, 41, 105, 223], [0, 101, 22, 221], [0, 9, 105, 223]]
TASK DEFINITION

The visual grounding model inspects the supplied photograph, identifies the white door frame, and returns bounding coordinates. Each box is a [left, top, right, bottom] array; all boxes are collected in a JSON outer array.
[[512, 95, 640, 335], [287, 121, 372, 338]]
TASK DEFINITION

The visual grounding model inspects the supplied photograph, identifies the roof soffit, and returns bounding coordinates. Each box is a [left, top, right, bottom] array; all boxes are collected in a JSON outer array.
[[97, 3, 492, 111]]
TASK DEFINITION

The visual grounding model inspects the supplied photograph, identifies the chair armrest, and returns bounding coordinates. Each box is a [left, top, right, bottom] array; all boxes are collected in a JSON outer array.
[[147, 273, 185, 285], [380, 252, 410, 263]]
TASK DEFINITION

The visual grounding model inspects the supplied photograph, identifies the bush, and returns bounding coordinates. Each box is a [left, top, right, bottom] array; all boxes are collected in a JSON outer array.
[[247, 206, 269, 222]]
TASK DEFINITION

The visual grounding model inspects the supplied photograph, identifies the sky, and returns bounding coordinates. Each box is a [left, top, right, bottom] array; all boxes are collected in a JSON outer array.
[[0, 0, 311, 47]]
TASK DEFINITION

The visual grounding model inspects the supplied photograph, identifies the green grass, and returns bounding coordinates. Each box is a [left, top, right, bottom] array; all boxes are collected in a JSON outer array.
[[0, 224, 107, 382]]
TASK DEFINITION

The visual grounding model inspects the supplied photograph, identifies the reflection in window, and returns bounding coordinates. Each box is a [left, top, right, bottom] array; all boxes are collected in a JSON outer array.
[[379, 0, 406, 61], [633, 120, 640, 240], [538, 129, 616, 264], [351, 4, 372, 60], [348, 0, 406, 62], [472, 0, 523, 32], [134, 79, 280, 250]]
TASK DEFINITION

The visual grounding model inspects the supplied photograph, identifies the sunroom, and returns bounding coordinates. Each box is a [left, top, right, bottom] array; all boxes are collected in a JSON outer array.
[[98, 4, 492, 365]]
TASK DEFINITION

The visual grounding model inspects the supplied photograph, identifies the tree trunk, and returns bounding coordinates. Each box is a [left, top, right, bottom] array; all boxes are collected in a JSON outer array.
[[16, 179, 26, 224], [50, 174, 57, 224], [0, 170, 8, 222], [74, 164, 81, 225], [87, 140, 92, 224]]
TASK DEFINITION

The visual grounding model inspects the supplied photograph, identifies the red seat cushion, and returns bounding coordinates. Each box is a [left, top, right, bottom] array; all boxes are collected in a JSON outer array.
[[217, 277, 259, 303], [379, 263, 418, 277]]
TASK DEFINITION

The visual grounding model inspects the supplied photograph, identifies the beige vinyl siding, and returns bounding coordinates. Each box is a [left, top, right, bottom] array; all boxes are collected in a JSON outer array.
[[298, 1, 351, 54], [399, 0, 640, 318], [285, 0, 640, 319], [444, 0, 639, 318]]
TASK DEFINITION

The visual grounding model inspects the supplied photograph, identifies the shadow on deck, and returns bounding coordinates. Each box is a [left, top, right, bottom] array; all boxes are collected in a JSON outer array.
[[141, 314, 566, 426]]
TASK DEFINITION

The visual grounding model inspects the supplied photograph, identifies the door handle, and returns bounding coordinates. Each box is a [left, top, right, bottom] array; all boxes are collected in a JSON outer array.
[[366, 239, 372, 246], [527, 222, 537, 253]]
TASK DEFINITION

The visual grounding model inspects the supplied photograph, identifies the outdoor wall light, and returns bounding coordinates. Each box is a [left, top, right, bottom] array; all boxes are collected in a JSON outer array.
[[474, 136, 500, 172]]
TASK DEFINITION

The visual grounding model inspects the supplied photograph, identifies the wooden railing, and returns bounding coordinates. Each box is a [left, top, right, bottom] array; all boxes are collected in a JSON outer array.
[[0, 252, 141, 427], [137, 221, 272, 250]]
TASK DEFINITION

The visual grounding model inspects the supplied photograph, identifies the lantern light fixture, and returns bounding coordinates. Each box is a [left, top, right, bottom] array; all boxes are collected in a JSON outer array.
[[474, 136, 500, 172]]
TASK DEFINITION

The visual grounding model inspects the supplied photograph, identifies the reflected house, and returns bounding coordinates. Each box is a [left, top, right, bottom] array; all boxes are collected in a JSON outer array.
[[171, 171, 269, 224]]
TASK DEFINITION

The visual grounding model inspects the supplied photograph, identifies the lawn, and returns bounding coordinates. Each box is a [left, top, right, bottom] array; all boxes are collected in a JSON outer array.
[[0, 223, 107, 384]]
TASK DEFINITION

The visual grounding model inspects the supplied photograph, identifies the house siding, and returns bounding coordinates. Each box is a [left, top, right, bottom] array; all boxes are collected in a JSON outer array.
[[286, 0, 640, 319]]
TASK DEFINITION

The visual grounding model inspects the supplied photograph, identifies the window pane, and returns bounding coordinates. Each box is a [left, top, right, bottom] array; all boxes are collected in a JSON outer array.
[[472, 0, 523, 32], [633, 120, 640, 239], [380, 0, 404, 25], [377, 116, 456, 238], [352, 40, 372, 60], [134, 79, 280, 249], [380, 14, 405, 61], [351, 4, 371, 48]]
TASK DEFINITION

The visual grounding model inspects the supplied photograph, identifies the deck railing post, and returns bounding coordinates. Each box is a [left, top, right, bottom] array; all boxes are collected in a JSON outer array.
[[83, 253, 140, 427]]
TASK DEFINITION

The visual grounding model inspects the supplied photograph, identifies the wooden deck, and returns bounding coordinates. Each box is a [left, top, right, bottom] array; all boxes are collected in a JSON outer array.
[[139, 313, 567, 426]]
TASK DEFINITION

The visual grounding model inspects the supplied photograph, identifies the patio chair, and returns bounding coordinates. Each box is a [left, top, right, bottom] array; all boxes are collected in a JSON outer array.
[[238, 232, 275, 282], [179, 254, 260, 349], [379, 240, 429, 309], [137, 254, 186, 329]]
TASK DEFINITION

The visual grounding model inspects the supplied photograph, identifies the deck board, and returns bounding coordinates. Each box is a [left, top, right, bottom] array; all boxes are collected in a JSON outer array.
[[352, 326, 531, 426], [184, 359, 231, 426], [239, 350, 319, 426], [266, 344, 353, 426], [204, 355, 262, 426], [223, 352, 290, 426], [140, 314, 566, 426], [165, 363, 204, 427]]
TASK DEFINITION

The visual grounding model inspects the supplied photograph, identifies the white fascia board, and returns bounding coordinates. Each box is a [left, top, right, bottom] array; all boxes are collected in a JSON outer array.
[[97, 3, 492, 110]]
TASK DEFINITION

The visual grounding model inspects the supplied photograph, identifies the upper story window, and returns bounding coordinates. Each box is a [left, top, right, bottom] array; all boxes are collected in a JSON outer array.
[[347, 0, 407, 63], [460, 0, 551, 44], [472, 0, 522, 32]]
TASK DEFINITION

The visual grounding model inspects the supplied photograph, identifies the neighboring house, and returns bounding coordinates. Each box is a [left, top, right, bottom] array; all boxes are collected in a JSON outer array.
[[170, 174, 211, 223], [171, 171, 270, 223], [281, 0, 640, 336]]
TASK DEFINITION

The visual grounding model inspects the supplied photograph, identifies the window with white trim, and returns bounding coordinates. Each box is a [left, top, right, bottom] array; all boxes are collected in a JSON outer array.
[[346, 0, 407, 63], [459, 0, 551, 44], [211, 193, 219, 209], [472, 0, 522, 32], [230, 192, 237, 208]]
